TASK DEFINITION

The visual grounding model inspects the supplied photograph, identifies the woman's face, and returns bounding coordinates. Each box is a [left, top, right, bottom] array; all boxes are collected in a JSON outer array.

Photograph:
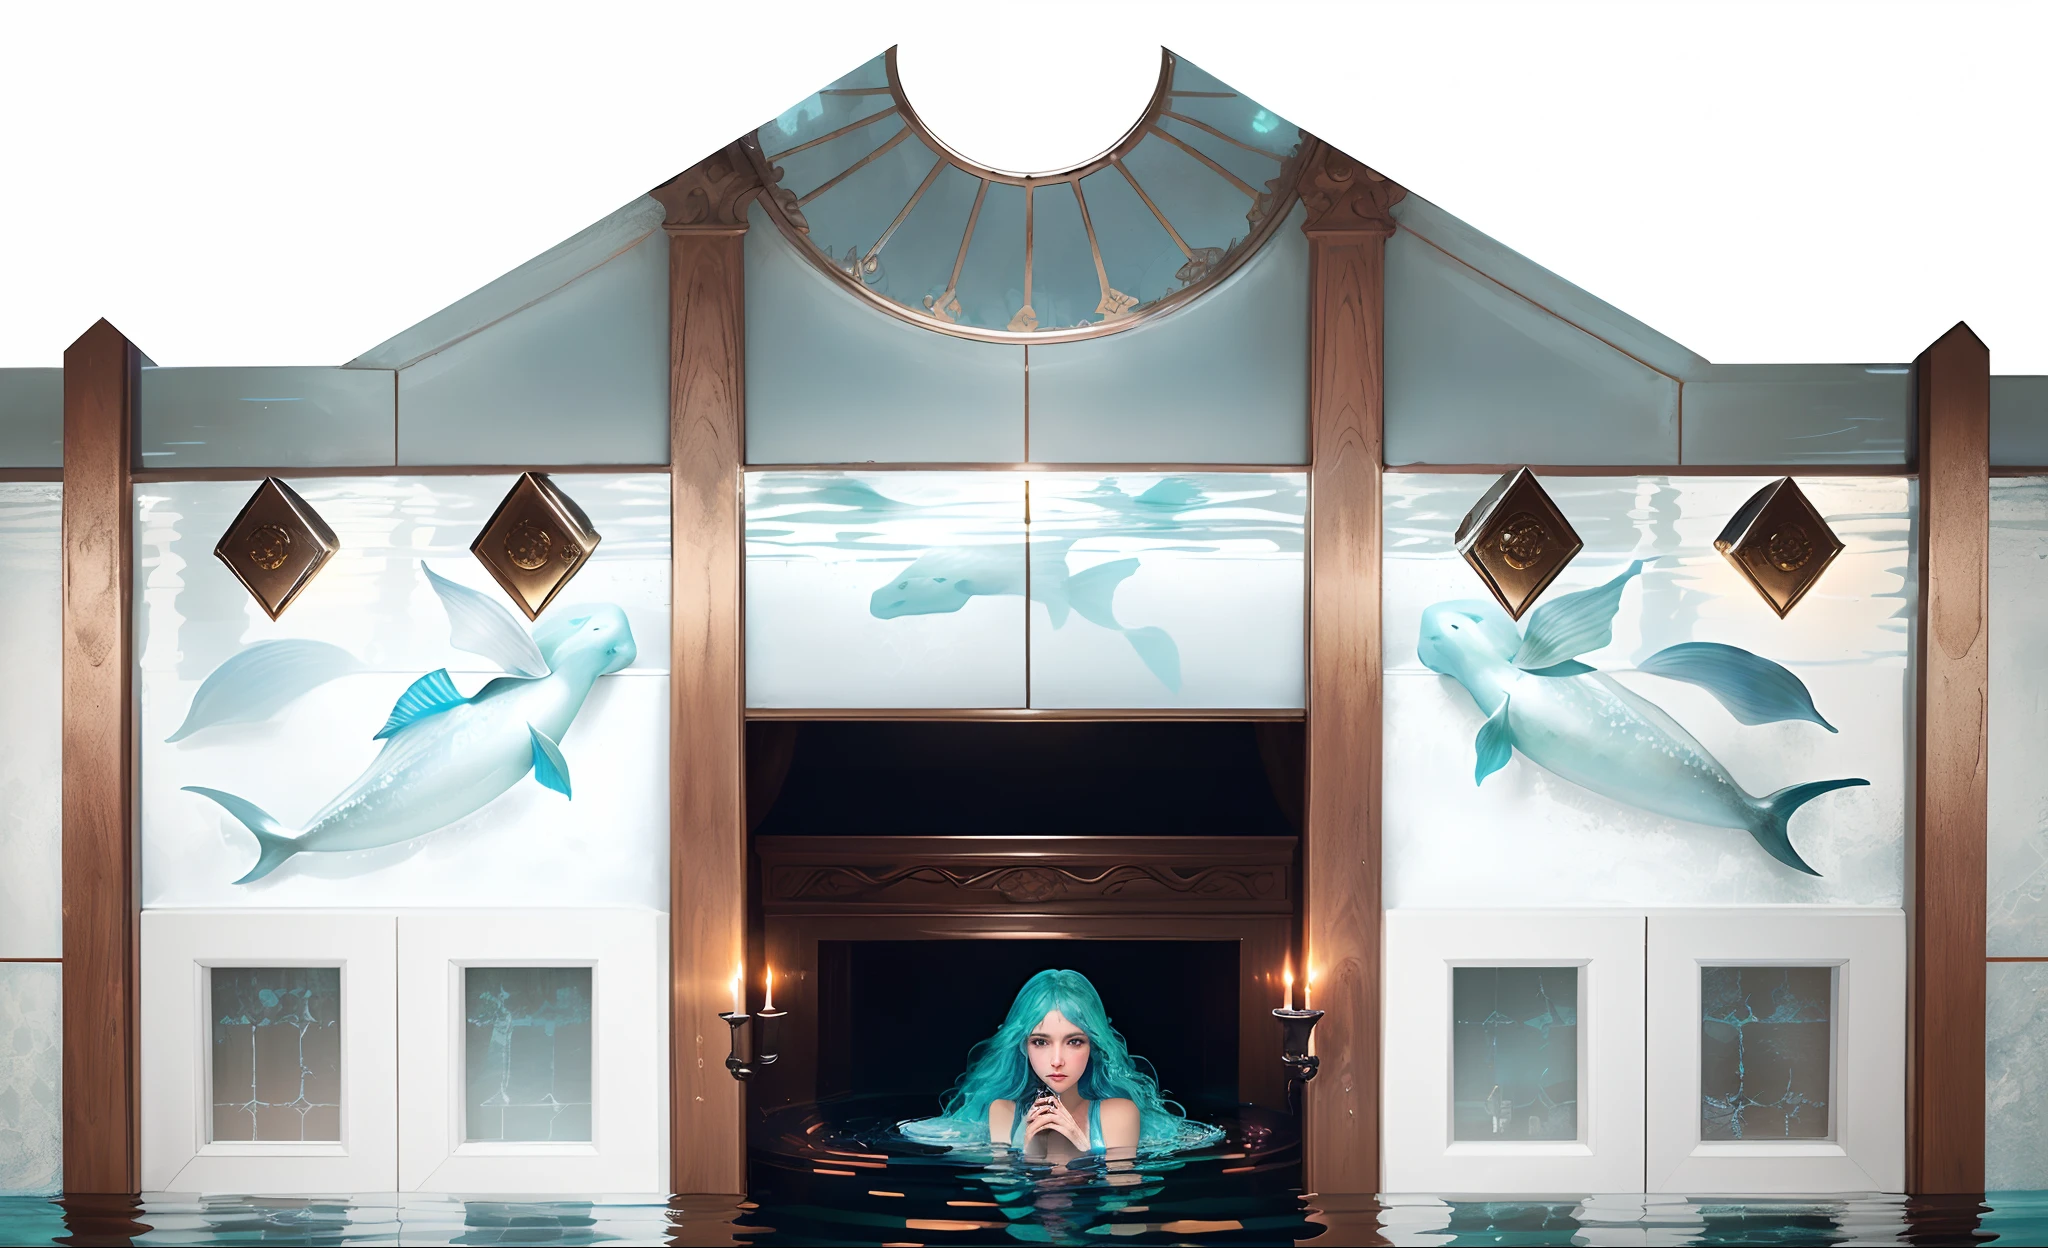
[[1026, 1008, 1091, 1091]]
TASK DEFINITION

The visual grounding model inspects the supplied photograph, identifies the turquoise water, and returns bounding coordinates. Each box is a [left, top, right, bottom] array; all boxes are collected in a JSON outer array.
[[0, 1191, 2039, 1244]]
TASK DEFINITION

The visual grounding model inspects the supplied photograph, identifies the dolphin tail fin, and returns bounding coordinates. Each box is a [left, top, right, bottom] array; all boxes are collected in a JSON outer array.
[[1122, 626, 1181, 692], [1751, 778, 1868, 876], [1066, 558, 1140, 630], [184, 786, 301, 884]]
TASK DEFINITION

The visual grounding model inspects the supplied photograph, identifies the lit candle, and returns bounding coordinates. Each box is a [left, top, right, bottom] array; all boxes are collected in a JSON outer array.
[[732, 964, 743, 1016], [1282, 962, 1294, 1012], [764, 965, 775, 1012]]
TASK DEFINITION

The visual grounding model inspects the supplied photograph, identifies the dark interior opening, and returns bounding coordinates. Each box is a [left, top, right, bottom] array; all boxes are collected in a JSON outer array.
[[816, 940, 1239, 1111], [748, 720, 1302, 837]]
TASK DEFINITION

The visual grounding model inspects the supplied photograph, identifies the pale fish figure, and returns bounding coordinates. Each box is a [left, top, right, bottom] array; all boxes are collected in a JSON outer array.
[[869, 537, 1181, 692], [183, 565, 635, 883], [1417, 561, 1865, 875]]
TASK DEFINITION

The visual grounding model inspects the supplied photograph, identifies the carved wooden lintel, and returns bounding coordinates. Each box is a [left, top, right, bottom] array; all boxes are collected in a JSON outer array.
[[652, 142, 767, 234], [1296, 140, 1404, 237], [759, 835, 1296, 916]]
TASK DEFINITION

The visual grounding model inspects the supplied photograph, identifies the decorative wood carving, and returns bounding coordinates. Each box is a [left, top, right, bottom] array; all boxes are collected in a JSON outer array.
[[1910, 321, 1989, 1194], [668, 167, 749, 1196], [1302, 138, 1388, 1196], [1296, 140, 1404, 237], [61, 318, 143, 1195], [759, 837, 1295, 913], [653, 142, 784, 235]]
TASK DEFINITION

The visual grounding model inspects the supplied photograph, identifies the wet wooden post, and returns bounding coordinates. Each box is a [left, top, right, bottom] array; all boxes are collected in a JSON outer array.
[[1299, 142, 1401, 1196]]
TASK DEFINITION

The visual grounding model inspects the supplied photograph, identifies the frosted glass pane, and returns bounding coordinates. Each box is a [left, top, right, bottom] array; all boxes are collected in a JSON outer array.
[[1701, 965, 1832, 1141], [209, 966, 341, 1143], [398, 233, 667, 466], [464, 967, 593, 1142], [1993, 377, 2048, 467], [1451, 966, 1577, 1142], [744, 203, 1024, 464], [1028, 472, 1303, 709], [0, 369, 62, 469], [141, 367, 396, 469], [1682, 366, 1913, 465], [1384, 473, 1910, 908], [745, 471, 1025, 708], [0, 484, 61, 957], [137, 474, 670, 909], [1988, 961, 2048, 1191], [1990, 478, 2048, 954], [1026, 204, 1308, 465], [1385, 228, 1679, 465], [0, 963, 60, 1195]]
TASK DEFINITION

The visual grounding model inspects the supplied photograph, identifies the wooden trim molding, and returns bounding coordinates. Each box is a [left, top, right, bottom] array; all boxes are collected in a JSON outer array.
[[658, 144, 760, 1198], [1298, 140, 1400, 1196], [1909, 321, 1990, 1194], [60, 319, 143, 1195]]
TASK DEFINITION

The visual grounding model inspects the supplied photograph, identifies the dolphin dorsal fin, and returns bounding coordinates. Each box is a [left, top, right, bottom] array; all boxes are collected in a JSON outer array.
[[1512, 560, 1647, 671], [374, 668, 468, 740]]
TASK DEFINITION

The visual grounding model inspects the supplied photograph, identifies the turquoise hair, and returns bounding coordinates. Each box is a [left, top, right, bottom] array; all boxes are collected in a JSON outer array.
[[898, 968, 1223, 1153]]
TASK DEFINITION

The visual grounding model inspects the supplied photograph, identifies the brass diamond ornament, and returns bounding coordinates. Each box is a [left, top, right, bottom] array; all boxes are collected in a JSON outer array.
[[471, 472, 602, 620], [1453, 468, 1584, 621], [1715, 477, 1843, 618], [214, 477, 340, 620]]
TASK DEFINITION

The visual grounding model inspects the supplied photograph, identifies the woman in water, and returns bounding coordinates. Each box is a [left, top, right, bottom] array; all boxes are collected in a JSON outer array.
[[900, 968, 1222, 1159]]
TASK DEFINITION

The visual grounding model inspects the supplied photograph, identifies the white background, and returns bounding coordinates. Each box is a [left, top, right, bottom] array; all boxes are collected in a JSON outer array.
[[1, 1, 2042, 370]]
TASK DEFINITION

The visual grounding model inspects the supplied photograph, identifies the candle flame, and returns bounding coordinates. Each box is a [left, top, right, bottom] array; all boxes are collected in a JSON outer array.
[[732, 964, 743, 1016], [1282, 960, 1294, 1010]]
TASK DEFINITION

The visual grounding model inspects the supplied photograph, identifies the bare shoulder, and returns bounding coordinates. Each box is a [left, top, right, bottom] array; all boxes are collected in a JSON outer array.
[[1100, 1098, 1140, 1125], [988, 1099, 1017, 1140]]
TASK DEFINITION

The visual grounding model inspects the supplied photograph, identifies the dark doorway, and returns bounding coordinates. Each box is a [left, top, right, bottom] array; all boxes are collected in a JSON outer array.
[[819, 939, 1239, 1112]]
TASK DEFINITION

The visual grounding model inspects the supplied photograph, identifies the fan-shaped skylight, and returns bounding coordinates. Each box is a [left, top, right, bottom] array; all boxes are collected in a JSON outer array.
[[745, 48, 1308, 342]]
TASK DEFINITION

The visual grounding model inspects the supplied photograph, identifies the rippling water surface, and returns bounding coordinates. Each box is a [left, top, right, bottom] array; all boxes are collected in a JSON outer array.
[[0, 1096, 2038, 1245]]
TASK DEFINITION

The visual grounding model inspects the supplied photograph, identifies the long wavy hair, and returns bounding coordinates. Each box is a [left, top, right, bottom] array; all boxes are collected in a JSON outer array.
[[898, 968, 1222, 1153]]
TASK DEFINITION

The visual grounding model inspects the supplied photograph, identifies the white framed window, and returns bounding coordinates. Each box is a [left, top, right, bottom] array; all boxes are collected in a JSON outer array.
[[1645, 909, 1903, 1193], [141, 911, 398, 1193], [396, 910, 667, 1193], [1383, 910, 1645, 1193]]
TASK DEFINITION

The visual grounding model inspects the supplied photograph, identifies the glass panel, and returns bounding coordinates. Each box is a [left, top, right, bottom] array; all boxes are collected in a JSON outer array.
[[464, 967, 593, 1143], [1987, 961, 2048, 1191], [953, 182, 1029, 334], [137, 474, 671, 909], [1993, 377, 2048, 467], [1027, 473, 1304, 709], [1028, 183, 1104, 333], [0, 963, 60, 1194], [1682, 366, 1912, 466], [770, 114, 908, 206], [0, 485, 61, 957], [1451, 966, 1578, 1141], [1700, 965, 1832, 1141], [744, 471, 1025, 708], [1384, 228, 1680, 465], [1075, 166, 1184, 310], [1166, 57, 1305, 160], [744, 206, 1024, 464], [0, 368, 62, 469], [140, 367, 397, 469], [1117, 132, 1255, 257], [866, 162, 983, 313], [1027, 204, 1308, 464], [757, 54, 893, 160], [1383, 474, 1910, 908], [798, 136, 944, 281], [209, 966, 341, 1143], [1990, 477, 2048, 954], [397, 233, 668, 466]]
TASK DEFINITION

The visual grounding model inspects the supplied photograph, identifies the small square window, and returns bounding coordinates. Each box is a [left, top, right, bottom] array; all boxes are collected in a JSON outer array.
[[1700, 965, 1834, 1141], [208, 966, 341, 1143], [463, 966, 594, 1143], [1450, 966, 1579, 1141]]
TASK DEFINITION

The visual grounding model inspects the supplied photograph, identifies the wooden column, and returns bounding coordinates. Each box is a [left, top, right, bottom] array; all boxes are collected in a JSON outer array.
[[655, 146, 760, 1197], [1298, 144, 1401, 1195], [60, 319, 143, 1195], [1909, 321, 1989, 1194]]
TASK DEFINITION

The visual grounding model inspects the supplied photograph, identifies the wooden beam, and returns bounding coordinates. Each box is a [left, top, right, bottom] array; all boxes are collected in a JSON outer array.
[[1909, 321, 1989, 1194], [60, 319, 142, 1195], [1297, 142, 1401, 1195], [655, 145, 761, 1197]]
